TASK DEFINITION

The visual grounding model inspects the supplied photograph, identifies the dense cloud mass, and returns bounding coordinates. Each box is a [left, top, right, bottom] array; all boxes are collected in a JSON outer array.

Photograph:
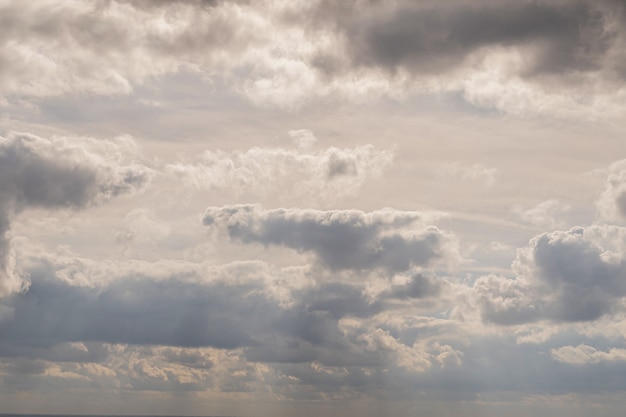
[[333, 0, 617, 75], [1, 0, 625, 115], [0, 254, 457, 397], [476, 225, 626, 324], [1, 260, 275, 350], [203, 205, 456, 272], [0, 132, 150, 297]]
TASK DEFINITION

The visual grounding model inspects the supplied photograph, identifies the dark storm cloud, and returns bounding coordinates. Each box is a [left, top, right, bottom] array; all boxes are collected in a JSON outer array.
[[0, 133, 150, 297], [476, 226, 626, 325], [314, 0, 619, 76], [203, 205, 454, 272]]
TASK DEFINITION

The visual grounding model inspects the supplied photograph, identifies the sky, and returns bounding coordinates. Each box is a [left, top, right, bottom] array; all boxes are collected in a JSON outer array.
[[1, 0, 626, 416]]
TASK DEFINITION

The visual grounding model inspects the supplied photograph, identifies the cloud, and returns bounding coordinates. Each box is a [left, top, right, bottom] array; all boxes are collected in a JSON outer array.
[[166, 130, 394, 203], [381, 272, 443, 300], [0, 132, 151, 297], [2, 0, 625, 117], [0, 251, 453, 386], [1, 264, 267, 349], [115, 209, 171, 255], [8, 246, 626, 403], [475, 225, 626, 325], [551, 344, 626, 365], [305, 0, 626, 117], [597, 159, 626, 223], [0, 0, 256, 98], [513, 199, 572, 229], [336, 1, 613, 76], [202, 205, 456, 272]]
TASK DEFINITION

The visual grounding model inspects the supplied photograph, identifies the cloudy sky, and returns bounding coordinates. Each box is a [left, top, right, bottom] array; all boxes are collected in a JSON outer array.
[[2, 0, 626, 416]]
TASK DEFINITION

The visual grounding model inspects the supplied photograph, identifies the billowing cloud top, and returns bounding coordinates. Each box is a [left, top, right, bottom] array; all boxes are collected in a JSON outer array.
[[476, 225, 626, 325], [203, 205, 455, 272]]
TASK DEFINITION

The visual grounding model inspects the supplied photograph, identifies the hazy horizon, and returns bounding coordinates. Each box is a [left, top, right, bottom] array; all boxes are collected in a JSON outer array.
[[2, 1, 626, 416]]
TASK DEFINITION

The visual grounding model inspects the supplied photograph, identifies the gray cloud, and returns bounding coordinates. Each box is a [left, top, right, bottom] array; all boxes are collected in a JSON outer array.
[[0, 248, 453, 369], [476, 225, 626, 325], [0, 263, 268, 349], [332, 0, 614, 76], [383, 272, 443, 300], [203, 205, 455, 272], [0, 132, 150, 297], [1, 0, 625, 116], [7, 249, 626, 403]]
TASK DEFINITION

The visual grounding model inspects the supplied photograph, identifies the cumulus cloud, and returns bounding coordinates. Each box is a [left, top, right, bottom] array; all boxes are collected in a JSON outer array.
[[9, 244, 626, 403], [2, 0, 625, 116], [475, 225, 626, 325], [166, 130, 393, 202], [202, 205, 456, 272], [0, 132, 150, 296]]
